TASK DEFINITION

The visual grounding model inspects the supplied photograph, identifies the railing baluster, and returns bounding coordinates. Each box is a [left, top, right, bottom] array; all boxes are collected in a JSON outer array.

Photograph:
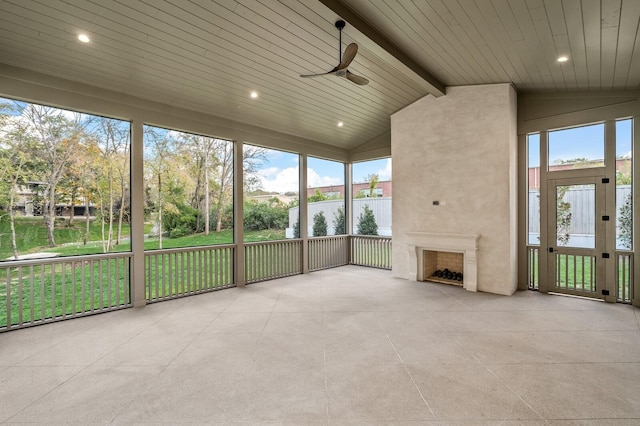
[[40, 265, 45, 320], [6, 268, 11, 327], [29, 265, 35, 323]]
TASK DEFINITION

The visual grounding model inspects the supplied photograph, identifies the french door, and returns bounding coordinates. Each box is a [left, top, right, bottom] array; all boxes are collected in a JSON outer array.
[[547, 177, 606, 299]]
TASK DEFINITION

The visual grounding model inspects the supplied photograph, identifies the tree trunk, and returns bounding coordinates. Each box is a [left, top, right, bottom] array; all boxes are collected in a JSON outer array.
[[157, 174, 163, 249], [9, 190, 19, 260], [9, 159, 24, 259], [100, 197, 106, 253], [204, 153, 210, 235], [107, 168, 114, 250], [45, 184, 56, 247], [68, 188, 75, 226], [117, 191, 125, 245], [83, 194, 90, 245]]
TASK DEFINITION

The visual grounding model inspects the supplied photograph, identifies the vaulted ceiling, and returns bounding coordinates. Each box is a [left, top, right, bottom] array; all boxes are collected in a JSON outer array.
[[0, 0, 639, 152]]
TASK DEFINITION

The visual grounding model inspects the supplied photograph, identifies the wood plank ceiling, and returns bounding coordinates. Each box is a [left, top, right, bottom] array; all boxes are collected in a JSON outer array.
[[0, 0, 639, 151]]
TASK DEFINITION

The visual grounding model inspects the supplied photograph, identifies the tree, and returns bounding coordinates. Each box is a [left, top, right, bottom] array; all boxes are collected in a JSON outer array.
[[144, 129, 184, 248], [20, 104, 82, 247], [308, 189, 328, 203], [0, 104, 37, 259], [333, 205, 345, 235], [367, 173, 379, 197], [312, 211, 327, 237], [357, 204, 378, 235], [556, 186, 572, 246], [293, 216, 300, 238], [90, 117, 130, 252], [618, 193, 632, 250]]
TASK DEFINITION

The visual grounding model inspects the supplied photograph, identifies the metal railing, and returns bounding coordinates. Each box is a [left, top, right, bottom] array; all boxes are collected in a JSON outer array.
[[1, 253, 131, 332], [244, 239, 302, 283], [309, 235, 349, 271], [527, 245, 539, 290], [144, 245, 234, 302], [616, 251, 633, 303], [349, 235, 392, 269]]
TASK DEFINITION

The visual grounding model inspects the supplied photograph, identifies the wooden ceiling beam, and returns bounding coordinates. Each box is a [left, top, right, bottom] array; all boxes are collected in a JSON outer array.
[[319, 0, 446, 97]]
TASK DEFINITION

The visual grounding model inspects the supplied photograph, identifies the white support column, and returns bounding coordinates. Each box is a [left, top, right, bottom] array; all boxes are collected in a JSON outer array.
[[345, 162, 353, 263], [604, 120, 617, 302], [633, 115, 640, 307], [539, 131, 549, 293], [300, 154, 309, 274], [517, 133, 528, 290], [234, 141, 245, 286], [130, 119, 146, 307]]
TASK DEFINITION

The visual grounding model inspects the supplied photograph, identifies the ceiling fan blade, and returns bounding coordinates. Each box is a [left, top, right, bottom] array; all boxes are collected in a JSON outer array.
[[300, 66, 338, 78], [346, 70, 369, 85], [338, 43, 358, 70]]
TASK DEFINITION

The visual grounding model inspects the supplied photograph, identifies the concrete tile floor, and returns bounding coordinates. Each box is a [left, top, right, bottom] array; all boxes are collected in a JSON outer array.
[[1, 265, 640, 424]]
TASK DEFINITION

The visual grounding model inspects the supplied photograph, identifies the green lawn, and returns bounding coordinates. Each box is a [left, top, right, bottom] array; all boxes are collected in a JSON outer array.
[[0, 217, 133, 259]]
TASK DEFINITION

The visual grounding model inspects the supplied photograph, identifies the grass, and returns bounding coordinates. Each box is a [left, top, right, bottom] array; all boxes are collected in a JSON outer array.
[[0, 217, 285, 259], [0, 217, 133, 259]]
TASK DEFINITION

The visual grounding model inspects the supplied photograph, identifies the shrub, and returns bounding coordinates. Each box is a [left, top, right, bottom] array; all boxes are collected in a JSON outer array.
[[357, 205, 378, 235], [618, 192, 632, 249], [333, 205, 345, 235], [163, 204, 202, 238], [293, 215, 300, 238], [312, 211, 327, 237], [243, 198, 288, 231], [556, 186, 572, 246]]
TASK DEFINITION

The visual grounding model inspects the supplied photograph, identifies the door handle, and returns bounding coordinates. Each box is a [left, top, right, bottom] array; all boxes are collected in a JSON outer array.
[[548, 247, 554, 253]]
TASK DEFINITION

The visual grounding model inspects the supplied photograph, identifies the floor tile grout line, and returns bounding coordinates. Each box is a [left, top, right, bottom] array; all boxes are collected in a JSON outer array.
[[377, 315, 440, 423], [106, 299, 235, 424], [220, 284, 283, 422], [323, 310, 330, 422], [4, 304, 182, 424], [484, 364, 548, 422]]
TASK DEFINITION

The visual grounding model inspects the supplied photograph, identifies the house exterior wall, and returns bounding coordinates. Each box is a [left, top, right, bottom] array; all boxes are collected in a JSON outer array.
[[306, 180, 392, 198], [391, 84, 518, 295]]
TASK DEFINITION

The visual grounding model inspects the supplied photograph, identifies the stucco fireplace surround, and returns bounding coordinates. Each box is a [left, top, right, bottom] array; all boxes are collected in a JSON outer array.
[[407, 232, 479, 292]]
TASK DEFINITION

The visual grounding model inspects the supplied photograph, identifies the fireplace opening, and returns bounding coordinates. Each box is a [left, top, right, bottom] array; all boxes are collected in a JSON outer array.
[[423, 250, 463, 286]]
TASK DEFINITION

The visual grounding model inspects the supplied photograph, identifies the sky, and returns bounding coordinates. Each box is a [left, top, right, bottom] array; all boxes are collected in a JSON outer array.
[[528, 119, 633, 167], [253, 147, 392, 193]]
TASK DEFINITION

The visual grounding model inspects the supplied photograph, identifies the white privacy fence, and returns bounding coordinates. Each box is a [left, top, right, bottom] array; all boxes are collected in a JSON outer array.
[[288, 197, 392, 236], [528, 185, 631, 247]]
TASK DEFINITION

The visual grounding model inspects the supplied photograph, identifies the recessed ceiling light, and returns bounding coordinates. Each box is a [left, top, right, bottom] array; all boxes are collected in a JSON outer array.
[[337, 121, 344, 127], [250, 91, 258, 99], [77, 34, 90, 43], [557, 56, 569, 62]]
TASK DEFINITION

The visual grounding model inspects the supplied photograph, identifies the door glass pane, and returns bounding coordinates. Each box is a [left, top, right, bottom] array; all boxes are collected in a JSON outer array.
[[556, 184, 595, 248], [527, 133, 540, 245], [548, 123, 604, 171], [616, 118, 632, 250]]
